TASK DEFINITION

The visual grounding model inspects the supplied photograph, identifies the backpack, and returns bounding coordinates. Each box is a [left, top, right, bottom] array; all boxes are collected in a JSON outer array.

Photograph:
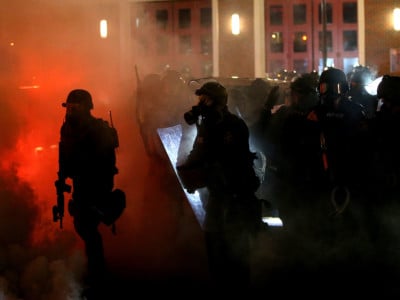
[[94, 115, 126, 230], [96, 188, 126, 226], [68, 188, 126, 232]]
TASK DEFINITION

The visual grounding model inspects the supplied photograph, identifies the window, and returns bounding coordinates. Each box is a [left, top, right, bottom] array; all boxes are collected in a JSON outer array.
[[293, 32, 307, 52], [269, 60, 284, 74], [343, 57, 359, 74], [156, 9, 168, 29], [318, 58, 335, 73], [319, 3, 332, 24], [343, 2, 357, 23], [270, 5, 283, 25], [200, 7, 211, 27], [202, 62, 213, 77], [319, 31, 333, 52], [201, 34, 212, 55], [179, 35, 192, 53], [293, 4, 306, 25], [179, 9, 191, 29], [294, 59, 308, 74], [270, 32, 283, 52], [343, 30, 357, 51]]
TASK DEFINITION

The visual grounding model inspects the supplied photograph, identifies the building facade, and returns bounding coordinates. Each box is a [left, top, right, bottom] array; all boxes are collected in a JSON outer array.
[[129, 0, 400, 79]]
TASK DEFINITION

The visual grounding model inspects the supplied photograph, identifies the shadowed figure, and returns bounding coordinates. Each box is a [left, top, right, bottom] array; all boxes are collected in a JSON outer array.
[[177, 81, 262, 293], [55, 89, 120, 299]]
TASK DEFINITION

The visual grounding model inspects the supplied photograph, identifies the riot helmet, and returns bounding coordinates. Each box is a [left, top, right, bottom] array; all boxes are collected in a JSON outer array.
[[195, 81, 228, 107], [62, 89, 93, 110], [377, 75, 400, 106], [290, 73, 318, 95], [290, 73, 319, 111], [349, 65, 375, 87], [184, 81, 227, 125], [318, 67, 349, 104]]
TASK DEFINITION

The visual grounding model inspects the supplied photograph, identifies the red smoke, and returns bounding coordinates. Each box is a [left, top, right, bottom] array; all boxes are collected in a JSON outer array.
[[0, 2, 208, 298]]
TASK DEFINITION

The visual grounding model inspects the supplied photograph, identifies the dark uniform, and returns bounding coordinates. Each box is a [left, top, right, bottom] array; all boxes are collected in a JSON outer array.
[[306, 68, 372, 245], [308, 68, 369, 196], [347, 65, 378, 119], [178, 82, 260, 291], [56, 89, 118, 296], [370, 75, 400, 202]]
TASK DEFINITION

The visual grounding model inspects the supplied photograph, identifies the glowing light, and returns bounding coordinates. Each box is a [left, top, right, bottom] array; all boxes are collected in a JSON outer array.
[[34, 146, 44, 154], [100, 19, 108, 38], [302, 34, 307, 41], [18, 85, 40, 90], [394, 8, 400, 31], [365, 76, 383, 96], [231, 13, 240, 35], [262, 217, 284, 227]]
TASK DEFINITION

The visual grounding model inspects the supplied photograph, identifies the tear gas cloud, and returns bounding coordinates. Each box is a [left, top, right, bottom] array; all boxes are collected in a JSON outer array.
[[2, 1, 400, 298], [0, 1, 207, 298]]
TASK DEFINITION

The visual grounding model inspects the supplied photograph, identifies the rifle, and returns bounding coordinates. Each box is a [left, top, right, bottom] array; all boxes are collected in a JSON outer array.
[[53, 177, 71, 229], [108, 110, 119, 149]]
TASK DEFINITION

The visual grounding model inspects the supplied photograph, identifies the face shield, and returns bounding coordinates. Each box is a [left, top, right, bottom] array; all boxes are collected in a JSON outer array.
[[318, 68, 349, 105]]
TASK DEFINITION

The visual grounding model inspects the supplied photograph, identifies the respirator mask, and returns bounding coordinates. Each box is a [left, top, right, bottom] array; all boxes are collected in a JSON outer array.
[[184, 104, 206, 125]]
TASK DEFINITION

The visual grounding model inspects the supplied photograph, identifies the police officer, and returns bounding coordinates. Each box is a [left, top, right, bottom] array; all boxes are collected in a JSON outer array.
[[177, 81, 261, 291], [371, 75, 400, 200], [347, 65, 378, 119], [307, 67, 370, 214], [56, 89, 119, 297]]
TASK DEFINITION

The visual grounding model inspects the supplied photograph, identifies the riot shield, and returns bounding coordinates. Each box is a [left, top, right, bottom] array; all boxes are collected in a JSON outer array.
[[157, 124, 206, 229]]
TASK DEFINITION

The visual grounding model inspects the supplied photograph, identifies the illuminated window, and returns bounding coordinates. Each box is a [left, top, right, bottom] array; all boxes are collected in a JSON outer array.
[[293, 32, 307, 52], [270, 32, 283, 53]]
